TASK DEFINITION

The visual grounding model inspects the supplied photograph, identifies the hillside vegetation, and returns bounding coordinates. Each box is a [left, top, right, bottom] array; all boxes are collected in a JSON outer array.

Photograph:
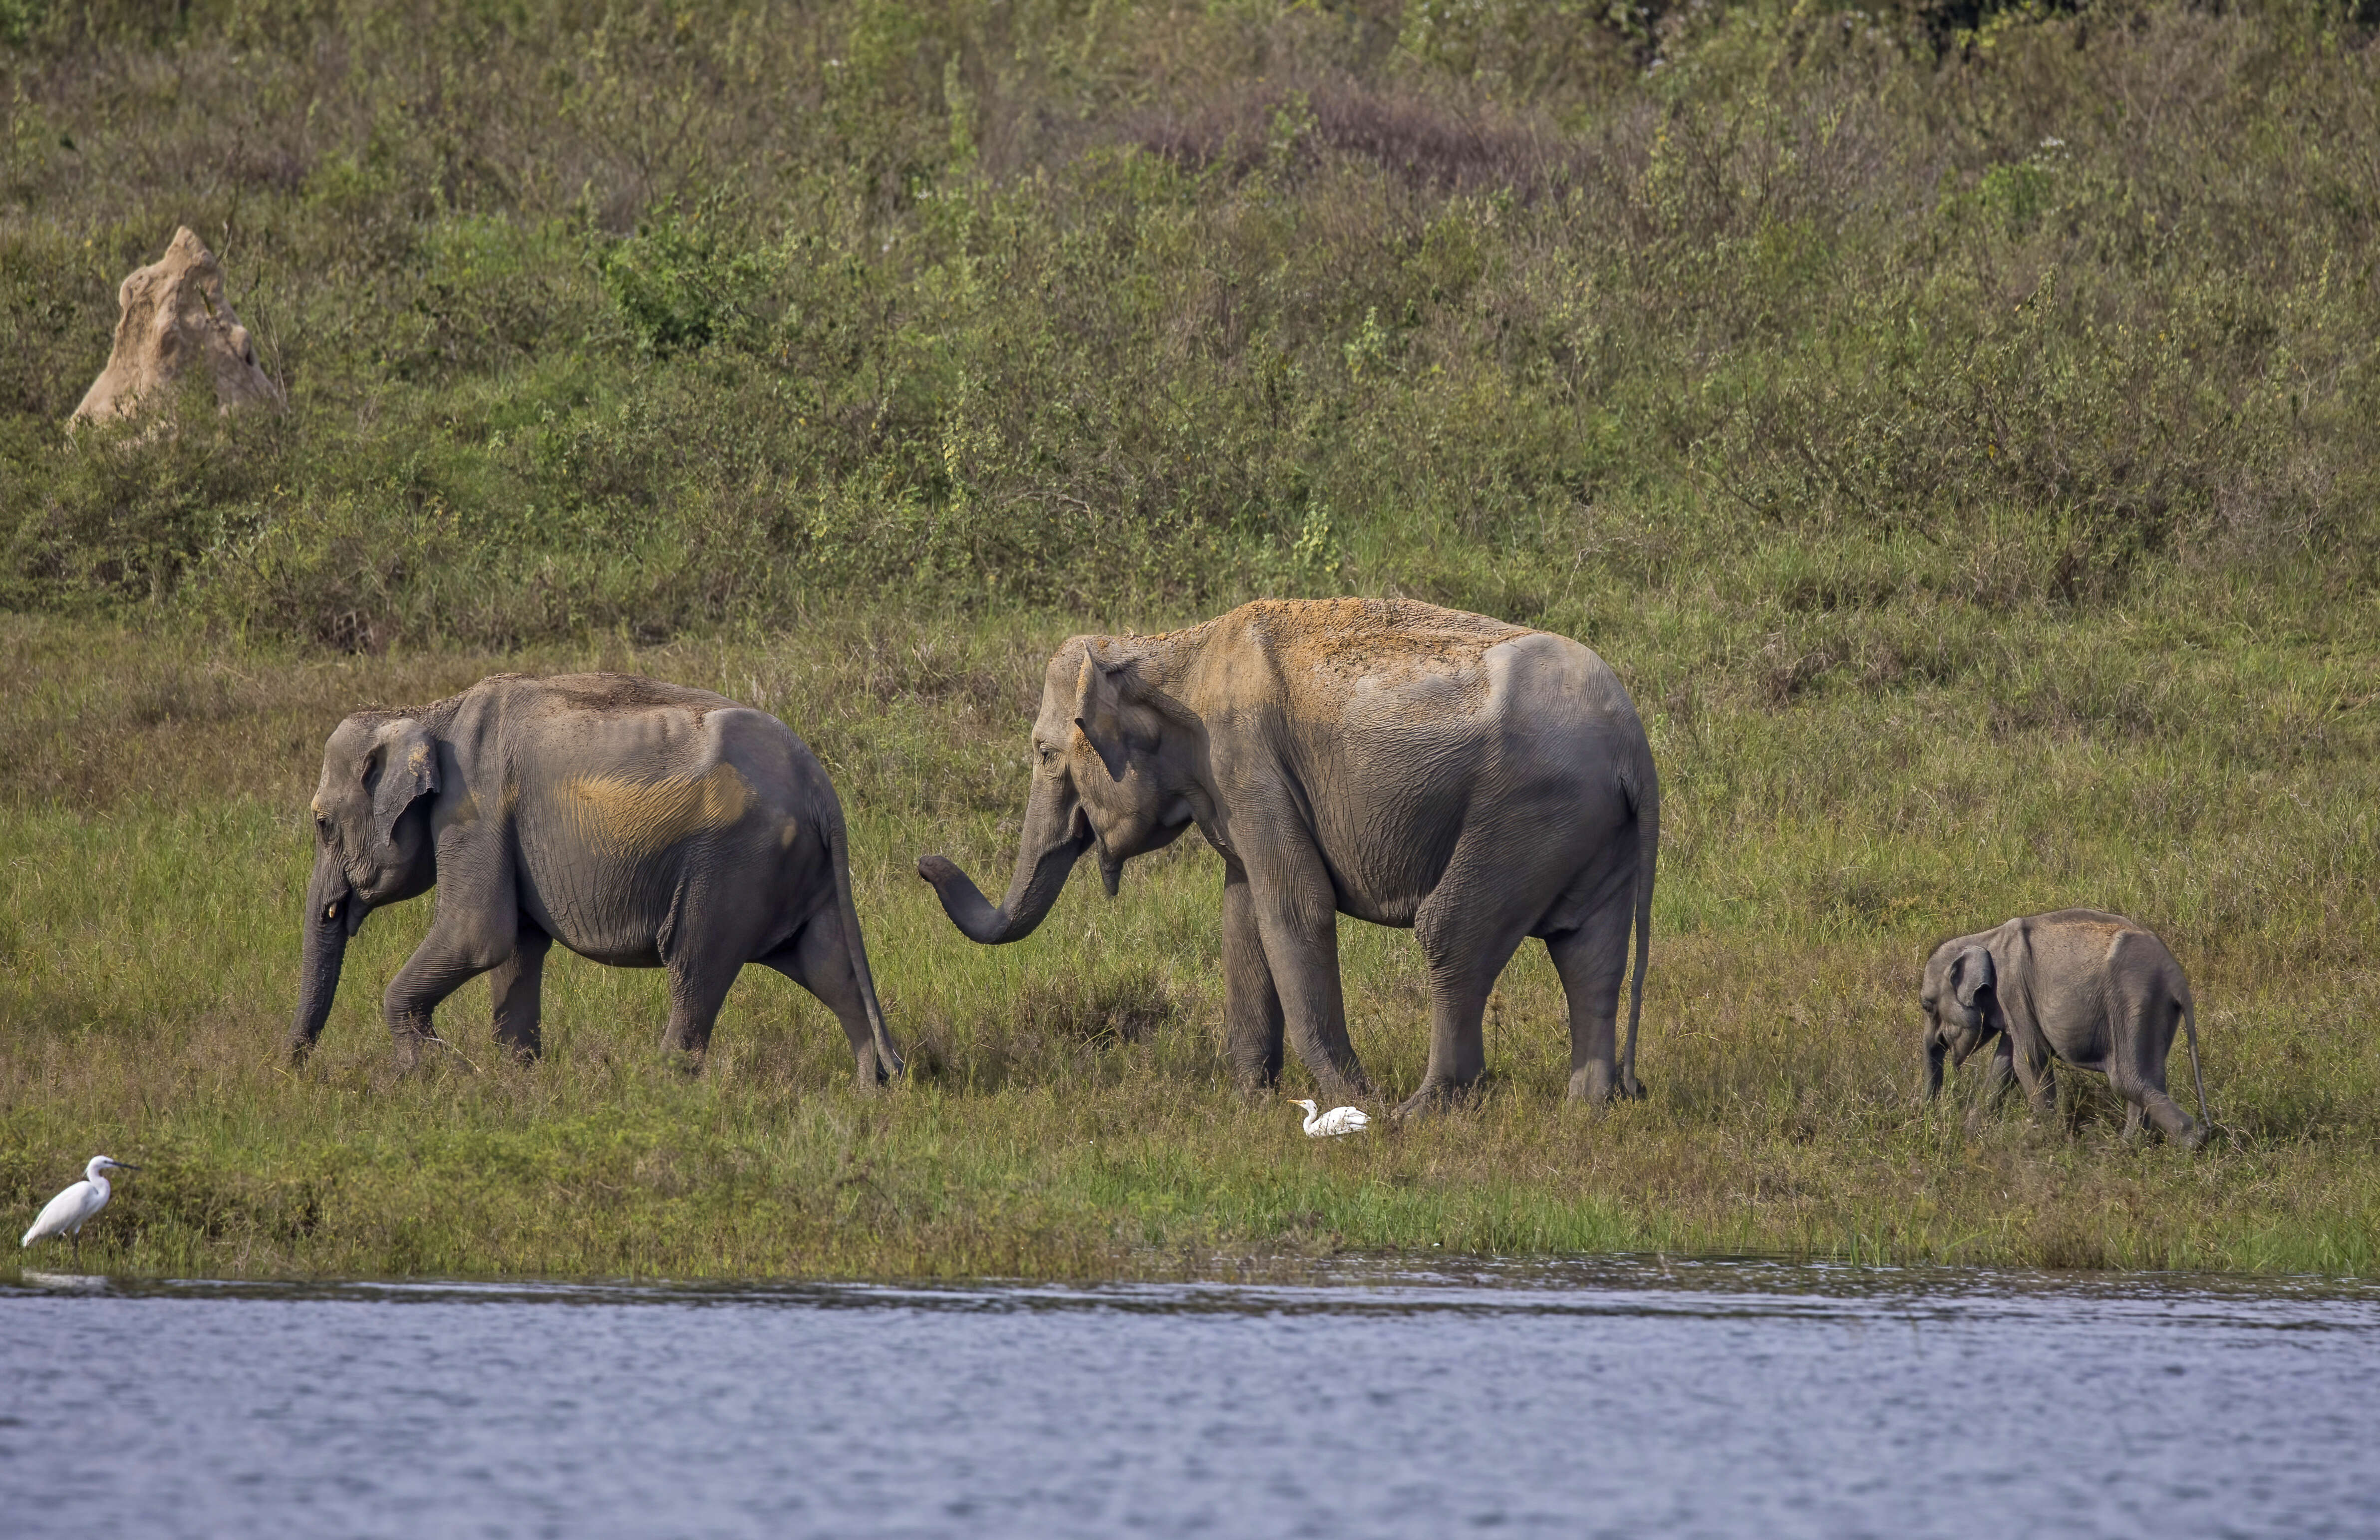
[[6, 0, 2378, 638], [3, 1, 2379, 1280]]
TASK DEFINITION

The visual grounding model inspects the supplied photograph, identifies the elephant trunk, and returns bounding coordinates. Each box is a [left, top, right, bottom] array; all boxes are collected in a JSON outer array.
[[917, 780, 1092, 945], [1923, 1033, 1946, 1100], [289, 846, 358, 1061]]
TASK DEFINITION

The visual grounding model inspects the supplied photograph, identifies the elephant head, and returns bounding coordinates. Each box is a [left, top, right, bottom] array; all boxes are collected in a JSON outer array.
[[1920, 941, 2000, 1098], [288, 712, 442, 1060], [918, 639, 1198, 943]]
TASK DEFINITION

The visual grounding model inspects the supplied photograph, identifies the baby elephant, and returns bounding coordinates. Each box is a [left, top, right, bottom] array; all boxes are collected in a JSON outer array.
[[1921, 909, 2209, 1147]]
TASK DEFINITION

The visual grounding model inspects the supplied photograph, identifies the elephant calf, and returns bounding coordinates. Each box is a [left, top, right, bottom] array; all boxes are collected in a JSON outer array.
[[1920, 909, 2208, 1146], [292, 672, 900, 1081]]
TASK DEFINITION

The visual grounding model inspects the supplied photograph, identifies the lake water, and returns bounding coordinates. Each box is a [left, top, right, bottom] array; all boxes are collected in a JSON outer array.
[[4, 1259, 2376, 1538]]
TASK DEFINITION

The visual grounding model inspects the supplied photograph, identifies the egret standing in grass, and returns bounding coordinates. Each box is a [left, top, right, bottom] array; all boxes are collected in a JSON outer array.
[[21, 1156, 138, 1264], [1288, 1099, 1370, 1138]]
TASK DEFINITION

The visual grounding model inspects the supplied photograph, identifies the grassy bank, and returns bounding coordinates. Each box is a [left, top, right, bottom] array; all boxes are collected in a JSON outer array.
[[4, 1, 2379, 1278], [4, 604, 2376, 1280]]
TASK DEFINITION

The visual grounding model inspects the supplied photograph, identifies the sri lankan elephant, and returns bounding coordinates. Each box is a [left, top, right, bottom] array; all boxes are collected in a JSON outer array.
[[1921, 909, 2208, 1146], [915, 598, 1659, 1116], [290, 672, 901, 1082]]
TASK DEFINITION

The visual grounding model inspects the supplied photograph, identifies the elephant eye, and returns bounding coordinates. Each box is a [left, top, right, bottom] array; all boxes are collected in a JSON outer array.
[[1038, 746, 1056, 766]]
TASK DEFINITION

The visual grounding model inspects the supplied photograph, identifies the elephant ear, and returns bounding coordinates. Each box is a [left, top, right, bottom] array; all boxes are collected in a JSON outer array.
[[369, 720, 439, 845], [1950, 945, 1997, 1012], [1072, 642, 1134, 782]]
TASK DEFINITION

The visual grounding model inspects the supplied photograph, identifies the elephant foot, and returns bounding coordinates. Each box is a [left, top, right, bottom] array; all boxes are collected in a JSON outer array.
[[1618, 1069, 1648, 1102], [395, 1030, 481, 1075], [1295, 1061, 1372, 1108], [1567, 1061, 1616, 1106], [1392, 1079, 1478, 1121]]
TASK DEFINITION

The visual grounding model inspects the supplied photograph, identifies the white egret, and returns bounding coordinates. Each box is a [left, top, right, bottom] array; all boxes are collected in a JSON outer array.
[[1288, 1099, 1370, 1138], [21, 1156, 138, 1263]]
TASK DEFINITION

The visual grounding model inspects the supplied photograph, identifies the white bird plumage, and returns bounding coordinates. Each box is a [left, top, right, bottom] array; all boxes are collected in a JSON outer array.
[[1288, 1098, 1370, 1138], [21, 1156, 138, 1260]]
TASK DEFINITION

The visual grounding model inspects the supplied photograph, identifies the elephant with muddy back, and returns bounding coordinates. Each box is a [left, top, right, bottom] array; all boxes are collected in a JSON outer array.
[[1921, 908, 2209, 1146], [291, 673, 901, 1082], [916, 598, 1659, 1116]]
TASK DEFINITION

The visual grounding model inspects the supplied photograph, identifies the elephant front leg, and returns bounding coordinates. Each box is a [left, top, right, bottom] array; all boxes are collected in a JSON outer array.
[[1976, 1033, 2017, 1106], [2008, 1033, 2059, 1121], [1247, 869, 1370, 1103], [1221, 866, 1285, 1091], [487, 926, 552, 1061], [385, 921, 512, 1071]]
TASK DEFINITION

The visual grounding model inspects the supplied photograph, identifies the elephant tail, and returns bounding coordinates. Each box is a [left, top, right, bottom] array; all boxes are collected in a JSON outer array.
[[2181, 991, 2210, 1135], [1619, 753, 1659, 1100], [824, 801, 903, 1081]]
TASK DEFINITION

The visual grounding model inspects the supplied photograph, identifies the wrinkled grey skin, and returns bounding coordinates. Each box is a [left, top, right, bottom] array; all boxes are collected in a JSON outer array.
[[917, 598, 1658, 1118], [291, 673, 900, 1082], [1921, 908, 2208, 1146]]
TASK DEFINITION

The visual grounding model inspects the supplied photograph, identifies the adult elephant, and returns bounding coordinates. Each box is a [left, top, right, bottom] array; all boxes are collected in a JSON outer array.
[[290, 673, 900, 1082], [916, 598, 1658, 1116]]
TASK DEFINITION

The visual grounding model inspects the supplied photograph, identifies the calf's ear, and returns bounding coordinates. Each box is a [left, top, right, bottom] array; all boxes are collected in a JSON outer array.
[[1950, 945, 1997, 1012], [369, 721, 439, 845]]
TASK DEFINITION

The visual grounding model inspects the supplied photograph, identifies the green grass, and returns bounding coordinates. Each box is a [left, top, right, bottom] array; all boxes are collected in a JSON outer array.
[[3, 603, 2376, 1281], [4, 1, 2380, 1278]]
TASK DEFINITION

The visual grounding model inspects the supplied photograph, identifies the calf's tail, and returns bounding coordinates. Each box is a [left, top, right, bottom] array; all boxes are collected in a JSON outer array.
[[2181, 993, 2209, 1132]]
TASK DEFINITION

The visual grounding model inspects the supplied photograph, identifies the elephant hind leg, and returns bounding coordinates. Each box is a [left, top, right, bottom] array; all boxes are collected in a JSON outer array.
[[660, 950, 743, 1060], [2123, 1085, 2202, 1146], [760, 906, 891, 1086], [1394, 898, 1531, 1121], [1546, 898, 1632, 1107], [2111, 996, 2204, 1147]]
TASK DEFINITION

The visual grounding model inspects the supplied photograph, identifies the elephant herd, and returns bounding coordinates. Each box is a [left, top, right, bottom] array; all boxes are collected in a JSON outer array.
[[291, 596, 2210, 1144]]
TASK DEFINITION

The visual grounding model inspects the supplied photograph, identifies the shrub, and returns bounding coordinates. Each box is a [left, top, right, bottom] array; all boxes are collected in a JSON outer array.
[[0, 0, 2375, 642]]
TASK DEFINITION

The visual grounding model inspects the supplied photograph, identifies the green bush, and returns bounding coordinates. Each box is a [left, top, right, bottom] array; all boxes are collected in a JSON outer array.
[[2, 0, 2376, 642]]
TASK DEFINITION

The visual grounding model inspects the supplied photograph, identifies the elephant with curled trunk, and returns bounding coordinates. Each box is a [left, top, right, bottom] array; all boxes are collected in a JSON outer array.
[[916, 598, 1659, 1116], [292, 673, 900, 1081], [1921, 909, 2208, 1146]]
